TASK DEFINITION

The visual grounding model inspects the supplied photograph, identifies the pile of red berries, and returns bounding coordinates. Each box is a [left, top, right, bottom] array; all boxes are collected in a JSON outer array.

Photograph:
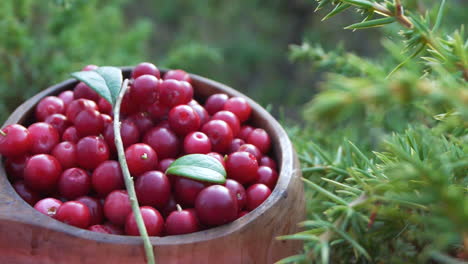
[[0, 63, 279, 236]]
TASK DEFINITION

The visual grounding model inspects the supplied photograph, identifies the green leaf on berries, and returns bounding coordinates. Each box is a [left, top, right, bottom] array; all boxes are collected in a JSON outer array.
[[166, 154, 227, 183], [71, 66, 123, 106]]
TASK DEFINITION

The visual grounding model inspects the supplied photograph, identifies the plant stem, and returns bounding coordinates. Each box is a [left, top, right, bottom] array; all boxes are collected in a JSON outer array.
[[113, 79, 155, 264], [0, 130, 6, 136]]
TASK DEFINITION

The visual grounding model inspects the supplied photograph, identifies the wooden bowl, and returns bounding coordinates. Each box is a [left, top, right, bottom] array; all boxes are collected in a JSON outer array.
[[0, 67, 305, 264]]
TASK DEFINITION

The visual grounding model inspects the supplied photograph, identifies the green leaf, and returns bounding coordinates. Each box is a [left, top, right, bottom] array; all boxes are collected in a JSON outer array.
[[322, 3, 351, 21], [71, 66, 122, 105], [342, 0, 373, 9], [166, 154, 227, 183], [345, 17, 396, 30]]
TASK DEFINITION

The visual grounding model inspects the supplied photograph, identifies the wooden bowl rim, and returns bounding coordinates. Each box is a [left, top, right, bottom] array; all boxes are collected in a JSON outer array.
[[0, 67, 296, 246]]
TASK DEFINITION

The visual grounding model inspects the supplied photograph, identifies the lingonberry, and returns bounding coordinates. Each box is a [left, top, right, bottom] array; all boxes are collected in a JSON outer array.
[[206, 152, 225, 168], [5, 155, 29, 180], [161, 195, 177, 218], [195, 185, 238, 227], [130, 74, 159, 106], [148, 102, 169, 122], [183, 131, 211, 154], [223, 97, 251, 123], [127, 112, 154, 135], [238, 144, 262, 161], [159, 79, 193, 108], [0, 124, 31, 157], [58, 168, 91, 200], [225, 151, 258, 185], [204, 93, 228, 115], [211, 110, 240, 136], [174, 177, 206, 207], [201, 120, 233, 154], [125, 206, 164, 236], [103, 120, 140, 153], [238, 125, 254, 141], [143, 127, 180, 159], [24, 154, 62, 193], [238, 211, 249, 218], [74, 82, 100, 102], [62, 126, 80, 143], [104, 190, 132, 226], [157, 158, 175, 172], [245, 184, 271, 211], [13, 181, 41, 206], [28, 122, 60, 154], [35, 96, 65, 121], [74, 108, 104, 137], [92, 160, 124, 197], [45, 114, 70, 135], [76, 196, 104, 226], [135, 171, 171, 209], [247, 128, 271, 154], [34, 198, 63, 218], [76, 136, 110, 170], [56, 201, 91, 228], [259, 155, 277, 170], [57, 90, 74, 110], [157, 120, 171, 129], [82, 64, 98, 71], [163, 69, 191, 83], [256, 166, 278, 190], [125, 143, 158, 176], [120, 91, 140, 116], [100, 114, 113, 126], [88, 225, 112, 234], [165, 205, 200, 235], [51, 141, 77, 169], [189, 102, 210, 125], [132, 62, 160, 79], [168, 105, 201, 136], [229, 138, 245, 153], [66, 99, 98, 123], [98, 98, 112, 115], [224, 179, 246, 211], [103, 222, 124, 235]]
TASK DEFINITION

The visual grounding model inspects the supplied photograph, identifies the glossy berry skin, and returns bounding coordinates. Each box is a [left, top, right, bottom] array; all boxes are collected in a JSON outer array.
[[127, 112, 154, 135], [238, 211, 249, 218], [76, 136, 110, 170], [58, 168, 91, 199], [88, 225, 112, 234], [174, 177, 206, 207], [28, 122, 60, 154], [35, 96, 65, 121], [56, 201, 91, 228], [76, 196, 104, 226], [148, 102, 169, 122], [98, 98, 112, 115], [101, 114, 113, 126], [74, 82, 100, 102], [143, 127, 180, 159], [125, 143, 158, 176], [51, 141, 77, 169], [135, 171, 171, 209], [132, 62, 160, 79], [120, 91, 140, 116], [259, 155, 277, 170], [206, 152, 225, 168], [5, 155, 29, 180], [82, 64, 98, 71], [161, 195, 177, 218], [211, 110, 240, 136], [58, 90, 74, 110], [229, 138, 245, 153], [189, 103, 210, 126], [245, 184, 271, 211], [92, 160, 124, 197], [204, 93, 228, 115], [159, 80, 193, 108], [62, 126, 80, 143], [131, 74, 159, 106], [125, 206, 164, 236], [201, 120, 233, 154], [223, 97, 251, 123], [24, 154, 62, 193], [163, 69, 191, 83], [165, 208, 200, 235], [168, 105, 201, 136], [0, 124, 31, 157], [103, 222, 124, 235], [247, 128, 271, 154], [238, 125, 254, 141], [103, 120, 140, 153], [256, 166, 278, 190], [34, 198, 63, 218], [224, 179, 246, 211], [225, 152, 258, 185], [13, 181, 41, 206], [74, 108, 104, 137], [45, 114, 70, 135], [238, 144, 262, 161], [183, 131, 211, 154], [157, 158, 175, 172], [195, 185, 238, 227], [104, 190, 132, 226], [66, 99, 98, 123]]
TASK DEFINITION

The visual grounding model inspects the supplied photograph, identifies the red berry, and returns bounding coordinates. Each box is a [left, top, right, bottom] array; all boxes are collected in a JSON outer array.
[[229, 138, 245, 153], [74, 108, 104, 137], [35, 96, 65, 121], [224, 179, 246, 211], [165, 206, 200, 235], [13, 180, 41, 206], [168, 105, 201, 136], [58, 90, 74, 110], [58, 168, 91, 199], [74, 82, 100, 102], [0, 124, 31, 157], [223, 97, 251, 123], [135, 171, 171, 209], [56, 201, 91, 228], [238, 144, 262, 161], [24, 154, 62, 193], [159, 79, 193, 108], [161, 195, 177, 218], [62, 126, 80, 143], [157, 158, 175, 172], [143, 127, 180, 159], [51, 141, 77, 169], [98, 98, 112, 115], [103, 222, 124, 235], [100, 114, 113, 126], [45, 114, 70, 135], [125, 206, 164, 236], [66, 99, 98, 123], [76, 136, 110, 170], [238, 125, 254, 141], [247, 128, 271, 154], [82, 64, 98, 71], [131, 75, 159, 106], [92, 160, 124, 197], [204, 93, 228, 115], [174, 177, 206, 207], [195, 185, 238, 226], [103, 120, 140, 153], [256, 166, 278, 190], [104, 190, 132, 226], [148, 102, 169, 122], [164, 69, 191, 83], [259, 155, 277, 170], [88, 225, 112, 234], [238, 211, 249, 218], [28, 122, 60, 154], [132, 62, 160, 79], [120, 91, 140, 116], [127, 112, 154, 135], [245, 184, 271, 211], [76, 196, 104, 226], [201, 120, 233, 154], [5, 155, 29, 180], [211, 110, 240, 136], [125, 143, 158, 176], [183, 131, 211, 154], [34, 198, 63, 218], [206, 152, 225, 168], [189, 103, 210, 126], [225, 152, 258, 185]]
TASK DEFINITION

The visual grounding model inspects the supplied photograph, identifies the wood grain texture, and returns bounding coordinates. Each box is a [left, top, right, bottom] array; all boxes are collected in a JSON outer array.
[[0, 68, 305, 264]]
